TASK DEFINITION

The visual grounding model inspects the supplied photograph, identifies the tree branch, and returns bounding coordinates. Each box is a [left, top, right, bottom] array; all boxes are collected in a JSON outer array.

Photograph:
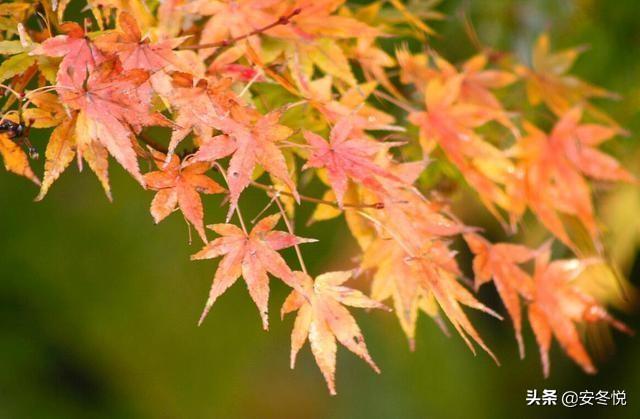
[[138, 132, 169, 154], [182, 8, 302, 51]]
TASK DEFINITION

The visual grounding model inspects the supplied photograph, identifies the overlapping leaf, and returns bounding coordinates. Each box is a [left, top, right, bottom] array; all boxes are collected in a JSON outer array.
[[192, 214, 316, 329]]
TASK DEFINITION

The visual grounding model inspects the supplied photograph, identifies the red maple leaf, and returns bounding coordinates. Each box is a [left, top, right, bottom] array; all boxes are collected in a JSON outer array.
[[31, 22, 105, 86], [303, 117, 401, 206], [58, 60, 169, 185], [192, 109, 299, 217]]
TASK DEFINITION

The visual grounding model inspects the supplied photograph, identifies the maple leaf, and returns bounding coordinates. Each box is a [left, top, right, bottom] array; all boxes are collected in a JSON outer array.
[[407, 73, 521, 222], [432, 54, 517, 130], [191, 214, 316, 329], [192, 108, 299, 216], [352, 38, 403, 99], [396, 47, 437, 90], [528, 249, 632, 377], [30, 22, 105, 86], [36, 110, 125, 201], [357, 190, 500, 360], [464, 233, 536, 357], [270, 0, 379, 41], [302, 117, 402, 206], [515, 108, 633, 245], [57, 60, 169, 186], [256, 1, 380, 85], [363, 237, 446, 349], [281, 270, 388, 395], [21, 92, 65, 129], [317, 80, 398, 131], [164, 73, 244, 158], [373, 159, 470, 249], [549, 108, 634, 183], [0, 132, 40, 185], [94, 11, 187, 72], [412, 246, 501, 363], [183, 0, 279, 57], [144, 149, 224, 242], [516, 34, 617, 117]]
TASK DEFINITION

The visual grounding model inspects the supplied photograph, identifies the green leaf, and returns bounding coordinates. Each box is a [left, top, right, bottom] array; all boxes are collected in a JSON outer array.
[[0, 40, 25, 55], [0, 52, 36, 82]]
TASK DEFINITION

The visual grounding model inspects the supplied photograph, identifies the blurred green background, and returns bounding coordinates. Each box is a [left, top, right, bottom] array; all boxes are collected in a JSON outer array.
[[1, 0, 640, 418]]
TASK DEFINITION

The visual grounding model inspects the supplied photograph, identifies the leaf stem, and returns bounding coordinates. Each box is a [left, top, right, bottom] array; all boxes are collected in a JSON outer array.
[[373, 89, 419, 114]]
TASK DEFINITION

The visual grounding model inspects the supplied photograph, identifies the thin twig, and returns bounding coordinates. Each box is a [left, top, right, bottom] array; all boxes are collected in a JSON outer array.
[[373, 89, 419, 114], [138, 132, 169, 154], [250, 181, 384, 210], [182, 8, 302, 51], [274, 194, 308, 275], [357, 210, 415, 257]]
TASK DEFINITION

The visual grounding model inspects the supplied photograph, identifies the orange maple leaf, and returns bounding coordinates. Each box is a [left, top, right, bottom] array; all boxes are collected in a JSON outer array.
[[0, 132, 40, 185], [144, 149, 224, 243], [183, 0, 279, 57], [515, 108, 633, 245], [192, 214, 316, 329], [281, 270, 388, 395], [363, 237, 446, 349], [95, 11, 187, 72], [164, 73, 244, 159], [464, 233, 536, 357], [516, 34, 618, 117], [36, 114, 112, 201], [408, 73, 520, 222], [271, 0, 379, 40], [528, 249, 632, 377]]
